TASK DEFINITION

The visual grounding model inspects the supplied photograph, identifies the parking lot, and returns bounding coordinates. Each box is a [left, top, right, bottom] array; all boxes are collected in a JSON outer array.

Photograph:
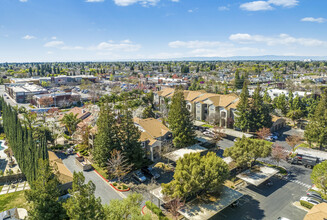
[[214, 173, 309, 220]]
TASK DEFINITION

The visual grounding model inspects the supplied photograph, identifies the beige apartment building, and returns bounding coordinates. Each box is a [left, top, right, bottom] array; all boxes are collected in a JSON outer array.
[[154, 88, 239, 128]]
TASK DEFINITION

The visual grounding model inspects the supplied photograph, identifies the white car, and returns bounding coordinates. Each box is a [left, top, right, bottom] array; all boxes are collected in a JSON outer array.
[[300, 196, 320, 205]]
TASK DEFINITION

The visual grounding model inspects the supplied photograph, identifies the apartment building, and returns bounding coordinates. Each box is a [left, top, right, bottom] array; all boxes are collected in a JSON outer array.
[[154, 88, 239, 128]]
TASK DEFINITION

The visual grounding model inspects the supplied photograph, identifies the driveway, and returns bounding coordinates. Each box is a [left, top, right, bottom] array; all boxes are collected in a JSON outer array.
[[56, 153, 123, 204]]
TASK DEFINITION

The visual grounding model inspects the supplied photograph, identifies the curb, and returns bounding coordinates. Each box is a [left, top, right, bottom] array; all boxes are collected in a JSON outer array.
[[110, 183, 130, 192], [76, 153, 109, 182], [141, 205, 146, 215]]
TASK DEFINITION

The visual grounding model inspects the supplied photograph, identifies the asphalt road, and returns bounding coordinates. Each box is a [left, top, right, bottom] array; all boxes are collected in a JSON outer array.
[[56, 153, 123, 204]]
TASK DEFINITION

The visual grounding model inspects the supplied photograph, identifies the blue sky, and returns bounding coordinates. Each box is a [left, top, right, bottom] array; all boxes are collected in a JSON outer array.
[[0, 0, 327, 62]]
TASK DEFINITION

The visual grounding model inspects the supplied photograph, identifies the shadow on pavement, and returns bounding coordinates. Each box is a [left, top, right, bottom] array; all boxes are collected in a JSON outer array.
[[212, 195, 265, 220], [245, 176, 288, 197]]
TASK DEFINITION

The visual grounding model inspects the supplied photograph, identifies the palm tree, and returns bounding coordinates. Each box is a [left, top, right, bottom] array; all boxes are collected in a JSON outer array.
[[60, 113, 82, 135]]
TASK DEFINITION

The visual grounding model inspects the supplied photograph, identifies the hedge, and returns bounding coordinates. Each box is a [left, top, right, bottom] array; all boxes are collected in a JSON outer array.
[[300, 200, 314, 209], [145, 201, 169, 220]]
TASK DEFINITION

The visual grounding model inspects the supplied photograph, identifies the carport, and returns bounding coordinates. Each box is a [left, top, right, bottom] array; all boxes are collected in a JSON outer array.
[[163, 144, 208, 163], [150, 186, 243, 220], [236, 165, 279, 187]]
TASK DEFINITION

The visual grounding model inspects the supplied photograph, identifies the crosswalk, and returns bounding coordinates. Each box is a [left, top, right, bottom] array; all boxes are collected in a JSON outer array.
[[282, 176, 312, 189]]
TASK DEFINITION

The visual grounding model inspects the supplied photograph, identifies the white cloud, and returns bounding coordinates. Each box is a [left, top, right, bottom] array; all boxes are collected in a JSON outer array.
[[301, 17, 326, 23], [22, 35, 36, 40], [120, 39, 132, 43], [51, 36, 57, 40], [44, 41, 65, 48], [229, 33, 327, 47], [91, 41, 141, 52], [268, 0, 298, 7], [168, 40, 231, 49], [240, 0, 298, 11], [47, 51, 54, 55], [188, 9, 193, 13], [86, 0, 104, 2], [240, 1, 273, 11], [218, 6, 229, 11], [113, 0, 159, 6], [19, 0, 28, 2]]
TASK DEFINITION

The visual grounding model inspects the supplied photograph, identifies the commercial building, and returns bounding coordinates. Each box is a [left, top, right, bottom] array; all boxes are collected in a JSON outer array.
[[10, 75, 98, 86], [5, 83, 48, 103], [31, 92, 81, 108]]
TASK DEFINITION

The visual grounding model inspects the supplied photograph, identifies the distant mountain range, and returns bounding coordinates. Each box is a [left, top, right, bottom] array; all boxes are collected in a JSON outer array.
[[153, 55, 327, 61]]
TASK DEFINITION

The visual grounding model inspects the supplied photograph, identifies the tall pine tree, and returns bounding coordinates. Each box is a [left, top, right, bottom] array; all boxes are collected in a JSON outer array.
[[167, 88, 196, 148], [234, 81, 251, 132]]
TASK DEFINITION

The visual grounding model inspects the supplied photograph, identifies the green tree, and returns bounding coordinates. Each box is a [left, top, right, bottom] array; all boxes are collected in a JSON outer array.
[[287, 109, 303, 127], [142, 106, 155, 119], [60, 113, 82, 135], [118, 111, 145, 168], [94, 105, 120, 167], [311, 161, 327, 196], [263, 89, 272, 103], [224, 82, 228, 94], [223, 136, 272, 168], [250, 84, 272, 131], [167, 88, 196, 148], [234, 82, 251, 132], [25, 160, 67, 220], [63, 172, 105, 220], [162, 152, 229, 199], [274, 93, 288, 115], [305, 93, 327, 149], [104, 193, 150, 220]]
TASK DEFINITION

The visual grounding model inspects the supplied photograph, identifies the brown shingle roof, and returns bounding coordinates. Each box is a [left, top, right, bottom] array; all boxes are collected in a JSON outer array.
[[134, 117, 170, 139], [304, 203, 327, 220], [48, 151, 73, 184]]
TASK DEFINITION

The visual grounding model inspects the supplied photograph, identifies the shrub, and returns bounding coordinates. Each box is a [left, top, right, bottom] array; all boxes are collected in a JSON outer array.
[[145, 201, 168, 220], [113, 183, 117, 186], [122, 184, 128, 190], [300, 200, 314, 209], [118, 186, 122, 190]]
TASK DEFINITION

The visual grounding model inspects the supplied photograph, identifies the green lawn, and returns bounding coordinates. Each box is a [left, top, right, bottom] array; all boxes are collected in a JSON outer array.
[[202, 124, 214, 128], [0, 191, 28, 212], [92, 163, 109, 179]]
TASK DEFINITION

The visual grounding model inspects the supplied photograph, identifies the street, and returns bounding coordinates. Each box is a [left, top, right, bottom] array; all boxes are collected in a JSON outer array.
[[56, 153, 124, 204]]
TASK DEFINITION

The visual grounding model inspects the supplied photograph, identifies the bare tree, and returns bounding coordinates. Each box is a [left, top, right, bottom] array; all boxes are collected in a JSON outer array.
[[165, 197, 185, 220], [213, 126, 226, 146], [207, 112, 220, 125], [271, 145, 287, 166], [107, 149, 133, 183], [256, 127, 271, 140], [286, 135, 302, 152]]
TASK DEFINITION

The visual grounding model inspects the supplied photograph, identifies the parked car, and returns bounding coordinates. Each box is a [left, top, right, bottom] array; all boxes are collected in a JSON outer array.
[[141, 167, 160, 179], [306, 191, 326, 202], [203, 131, 214, 138], [300, 196, 320, 205], [277, 217, 290, 220], [133, 171, 147, 183]]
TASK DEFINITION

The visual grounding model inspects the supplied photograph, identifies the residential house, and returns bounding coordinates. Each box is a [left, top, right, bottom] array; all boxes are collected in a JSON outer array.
[[133, 117, 172, 161]]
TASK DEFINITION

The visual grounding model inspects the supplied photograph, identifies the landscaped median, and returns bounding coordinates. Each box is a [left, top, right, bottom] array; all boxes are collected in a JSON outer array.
[[110, 182, 130, 192]]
